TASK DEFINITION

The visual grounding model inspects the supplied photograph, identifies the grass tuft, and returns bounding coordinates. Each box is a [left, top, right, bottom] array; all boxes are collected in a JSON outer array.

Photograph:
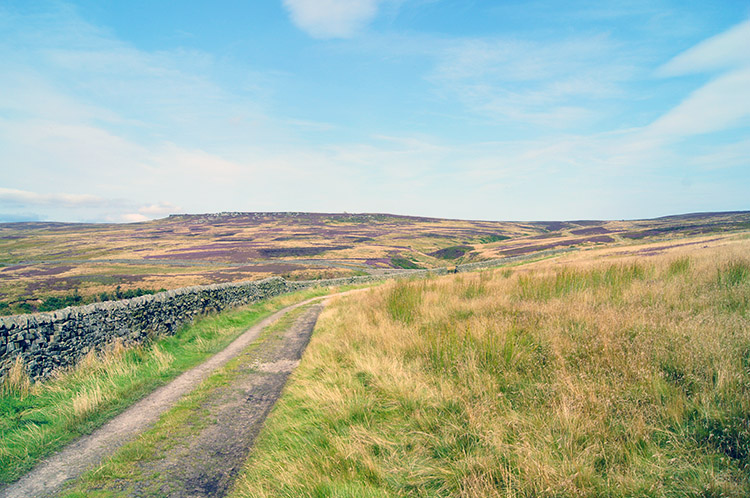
[[1, 357, 32, 398], [385, 281, 423, 324], [667, 256, 691, 277], [718, 259, 750, 287]]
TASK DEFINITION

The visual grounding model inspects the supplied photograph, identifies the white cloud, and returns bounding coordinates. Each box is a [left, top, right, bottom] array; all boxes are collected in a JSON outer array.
[[282, 0, 381, 38], [118, 201, 180, 223], [428, 35, 633, 127], [648, 19, 750, 139], [138, 202, 181, 217], [648, 68, 750, 137], [658, 19, 750, 76], [120, 213, 149, 223], [0, 187, 107, 207]]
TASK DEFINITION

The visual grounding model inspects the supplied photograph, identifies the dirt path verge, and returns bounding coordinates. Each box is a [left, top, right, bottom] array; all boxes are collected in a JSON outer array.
[[0, 292, 352, 498]]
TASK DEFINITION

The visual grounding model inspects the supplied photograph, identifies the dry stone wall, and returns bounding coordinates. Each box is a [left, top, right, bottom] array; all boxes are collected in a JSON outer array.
[[2, 258, 546, 381], [0, 271, 434, 381], [0, 277, 300, 380]]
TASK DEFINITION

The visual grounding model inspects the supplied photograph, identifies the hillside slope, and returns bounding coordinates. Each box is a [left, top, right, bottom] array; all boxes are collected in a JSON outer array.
[[232, 235, 750, 497]]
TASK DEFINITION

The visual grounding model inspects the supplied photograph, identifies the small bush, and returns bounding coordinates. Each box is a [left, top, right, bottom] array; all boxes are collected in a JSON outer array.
[[38, 291, 82, 312], [17, 303, 34, 313]]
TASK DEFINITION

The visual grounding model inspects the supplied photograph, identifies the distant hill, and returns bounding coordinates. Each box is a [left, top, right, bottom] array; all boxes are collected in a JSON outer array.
[[0, 210, 748, 315]]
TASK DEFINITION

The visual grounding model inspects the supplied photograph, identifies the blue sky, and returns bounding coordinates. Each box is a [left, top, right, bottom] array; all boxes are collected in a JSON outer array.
[[0, 0, 748, 222]]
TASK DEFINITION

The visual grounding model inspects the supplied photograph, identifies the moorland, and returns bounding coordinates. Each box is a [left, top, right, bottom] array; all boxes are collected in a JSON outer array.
[[1, 210, 749, 315]]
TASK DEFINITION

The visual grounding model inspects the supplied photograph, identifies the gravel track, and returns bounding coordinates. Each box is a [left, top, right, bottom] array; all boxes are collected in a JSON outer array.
[[0, 291, 355, 498]]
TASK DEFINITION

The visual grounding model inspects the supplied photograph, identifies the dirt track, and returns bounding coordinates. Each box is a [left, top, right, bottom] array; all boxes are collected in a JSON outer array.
[[0, 292, 354, 498], [117, 303, 324, 497]]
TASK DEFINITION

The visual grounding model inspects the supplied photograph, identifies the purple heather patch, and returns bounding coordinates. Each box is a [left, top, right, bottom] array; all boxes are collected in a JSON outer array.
[[531, 221, 569, 232], [570, 227, 612, 236], [163, 242, 259, 252], [1, 264, 34, 273], [9, 265, 74, 277], [365, 258, 391, 267], [144, 249, 262, 262], [257, 246, 352, 258], [499, 235, 614, 256]]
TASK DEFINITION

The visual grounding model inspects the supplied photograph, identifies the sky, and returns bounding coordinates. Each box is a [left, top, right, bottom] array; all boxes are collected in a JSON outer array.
[[0, 0, 748, 223]]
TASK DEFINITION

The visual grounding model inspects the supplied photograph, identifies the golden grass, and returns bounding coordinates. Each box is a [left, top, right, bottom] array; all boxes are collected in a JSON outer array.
[[232, 238, 750, 497], [0, 357, 31, 397]]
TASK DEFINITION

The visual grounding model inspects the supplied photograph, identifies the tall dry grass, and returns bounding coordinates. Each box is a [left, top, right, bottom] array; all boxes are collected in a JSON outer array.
[[0, 357, 31, 397], [234, 238, 750, 497]]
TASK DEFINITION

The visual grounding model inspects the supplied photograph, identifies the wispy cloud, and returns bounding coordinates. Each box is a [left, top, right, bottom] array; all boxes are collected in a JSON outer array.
[[0, 188, 107, 207], [138, 202, 181, 216], [648, 19, 750, 139], [282, 0, 383, 38], [648, 68, 750, 137], [426, 34, 636, 129], [119, 201, 181, 223], [657, 19, 750, 76], [0, 187, 182, 223]]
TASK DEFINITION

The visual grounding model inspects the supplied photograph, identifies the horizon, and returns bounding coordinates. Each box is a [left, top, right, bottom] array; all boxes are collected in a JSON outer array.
[[1, 1, 749, 223], [2, 208, 750, 226]]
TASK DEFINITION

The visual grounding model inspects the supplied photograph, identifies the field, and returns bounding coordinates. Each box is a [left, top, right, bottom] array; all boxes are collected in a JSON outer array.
[[1, 211, 749, 315], [231, 234, 750, 497]]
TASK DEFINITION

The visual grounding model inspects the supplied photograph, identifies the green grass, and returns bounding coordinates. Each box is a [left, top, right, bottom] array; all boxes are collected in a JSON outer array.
[[718, 259, 750, 287], [477, 234, 511, 243], [390, 257, 423, 270], [230, 247, 750, 498], [431, 245, 473, 260], [0, 287, 329, 485], [667, 256, 691, 277], [515, 262, 649, 301], [385, 280, 423, 324]]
